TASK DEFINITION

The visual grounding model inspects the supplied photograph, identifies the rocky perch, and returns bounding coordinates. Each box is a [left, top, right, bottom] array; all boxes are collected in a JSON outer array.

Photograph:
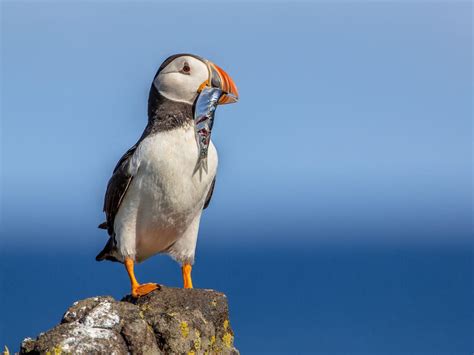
[[20, 287, 239, 354]]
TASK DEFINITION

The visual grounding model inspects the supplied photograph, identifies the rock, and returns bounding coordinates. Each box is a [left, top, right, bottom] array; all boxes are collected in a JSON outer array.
[[20, 287, 239, 354]]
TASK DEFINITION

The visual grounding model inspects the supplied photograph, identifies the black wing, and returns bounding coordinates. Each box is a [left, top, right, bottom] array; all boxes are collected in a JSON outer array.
[[101, 143, 139, 236], [203, 177, 216, 209]]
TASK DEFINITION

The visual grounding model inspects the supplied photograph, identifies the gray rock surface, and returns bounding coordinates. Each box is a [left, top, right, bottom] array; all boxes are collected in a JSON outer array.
[[20, 287, 239, 354]]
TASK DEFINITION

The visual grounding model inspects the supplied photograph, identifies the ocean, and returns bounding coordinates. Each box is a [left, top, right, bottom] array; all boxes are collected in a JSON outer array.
[[0, 243, 472, 354]]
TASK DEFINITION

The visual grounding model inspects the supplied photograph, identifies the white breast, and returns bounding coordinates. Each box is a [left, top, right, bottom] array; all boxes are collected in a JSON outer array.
[[113, 125, 218, 263]]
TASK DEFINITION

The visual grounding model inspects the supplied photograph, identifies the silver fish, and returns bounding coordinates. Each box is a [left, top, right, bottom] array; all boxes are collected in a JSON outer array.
[[193, 87, 224, 178]]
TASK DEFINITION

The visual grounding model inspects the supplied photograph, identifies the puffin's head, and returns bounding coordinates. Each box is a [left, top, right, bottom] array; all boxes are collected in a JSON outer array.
[[152, 54, 239, 106]]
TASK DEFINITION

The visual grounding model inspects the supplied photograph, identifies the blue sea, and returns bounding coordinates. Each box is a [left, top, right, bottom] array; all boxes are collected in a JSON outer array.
[[1, 242, 472, 354]]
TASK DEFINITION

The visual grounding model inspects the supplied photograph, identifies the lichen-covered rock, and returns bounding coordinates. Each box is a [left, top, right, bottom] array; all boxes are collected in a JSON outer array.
[[124, 287, 238, 354], [20, 287, 238, 354]]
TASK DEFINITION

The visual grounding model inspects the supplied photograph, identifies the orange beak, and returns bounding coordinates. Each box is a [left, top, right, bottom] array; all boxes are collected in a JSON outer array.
[[205, 62, 239, 105]]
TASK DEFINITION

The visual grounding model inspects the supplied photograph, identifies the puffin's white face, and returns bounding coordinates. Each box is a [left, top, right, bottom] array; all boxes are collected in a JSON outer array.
[[154, 56, 209, 104]]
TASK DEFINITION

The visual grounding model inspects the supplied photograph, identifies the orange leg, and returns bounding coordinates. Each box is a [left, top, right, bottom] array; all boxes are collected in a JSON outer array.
[[182, 263, 193, 289], [124, 257, 160, 297]]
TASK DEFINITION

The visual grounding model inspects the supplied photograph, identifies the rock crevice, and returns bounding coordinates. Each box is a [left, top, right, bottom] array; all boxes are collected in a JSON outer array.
[[20, 287, 239, 354]]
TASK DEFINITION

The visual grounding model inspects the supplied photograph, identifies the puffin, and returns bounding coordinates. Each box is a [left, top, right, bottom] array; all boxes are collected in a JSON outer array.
[[96, 54, 238, 297]]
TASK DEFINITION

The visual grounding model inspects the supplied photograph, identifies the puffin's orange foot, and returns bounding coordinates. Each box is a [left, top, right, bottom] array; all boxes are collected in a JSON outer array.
[[182, 264, 193, 289], [132, 283, 160, 298]]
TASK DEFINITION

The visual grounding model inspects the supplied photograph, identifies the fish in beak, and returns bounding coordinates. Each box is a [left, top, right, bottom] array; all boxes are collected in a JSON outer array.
[[193, 61, 239, 177]]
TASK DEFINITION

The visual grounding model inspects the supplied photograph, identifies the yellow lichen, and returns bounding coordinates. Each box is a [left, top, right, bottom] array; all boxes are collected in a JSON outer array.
[[223, 319, 229, 330], [180, 321, 189, 338], [210, 335, 216, 346], [3, 346, 9, 355], [46, 346, 62, 355], [222, 333, 233, 348], [187, 351, 195, 355], [193, 330, 201, 350]]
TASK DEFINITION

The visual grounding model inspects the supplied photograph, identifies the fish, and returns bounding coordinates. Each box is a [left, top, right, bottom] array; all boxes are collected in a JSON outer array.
[[193, 86, 224, 179]]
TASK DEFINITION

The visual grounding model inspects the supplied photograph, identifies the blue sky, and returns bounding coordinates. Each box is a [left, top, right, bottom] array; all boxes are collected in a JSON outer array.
[[1, 1, 472, 248]]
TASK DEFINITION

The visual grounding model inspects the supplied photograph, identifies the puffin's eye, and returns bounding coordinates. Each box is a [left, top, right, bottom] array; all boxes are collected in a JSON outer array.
[[182, 63, 191, 73]]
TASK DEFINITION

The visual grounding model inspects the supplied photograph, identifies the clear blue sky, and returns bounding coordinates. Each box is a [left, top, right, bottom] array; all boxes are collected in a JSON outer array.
[[1, 1, 472, 248]]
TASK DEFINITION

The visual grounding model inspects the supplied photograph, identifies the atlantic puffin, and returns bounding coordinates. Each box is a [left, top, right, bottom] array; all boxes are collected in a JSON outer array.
[[96, 54, 238, 297]]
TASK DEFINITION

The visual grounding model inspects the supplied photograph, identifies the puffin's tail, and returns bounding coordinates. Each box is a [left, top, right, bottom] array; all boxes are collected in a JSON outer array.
[[98, 221, 108, 229], [95, 237, 120, 262]]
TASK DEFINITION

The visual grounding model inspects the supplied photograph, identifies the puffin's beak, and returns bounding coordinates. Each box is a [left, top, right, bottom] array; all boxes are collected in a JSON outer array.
[[202, 62, 239, 105]]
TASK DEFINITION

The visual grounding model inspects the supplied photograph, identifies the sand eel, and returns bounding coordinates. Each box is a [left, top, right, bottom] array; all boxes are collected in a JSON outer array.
[[96, 54, 238, 297]]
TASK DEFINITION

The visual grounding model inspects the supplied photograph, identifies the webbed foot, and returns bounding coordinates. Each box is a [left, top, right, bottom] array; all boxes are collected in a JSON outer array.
[[132, 283, 160, 298]]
